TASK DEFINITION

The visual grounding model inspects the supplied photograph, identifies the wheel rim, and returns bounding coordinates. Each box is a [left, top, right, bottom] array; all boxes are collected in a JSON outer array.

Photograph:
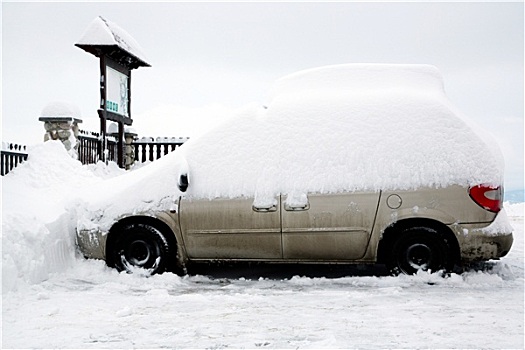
[[389, 228, 450, 275], [405, 243, 432, 271], [127, 239, 152, 266], [121, 238, 160, 269]]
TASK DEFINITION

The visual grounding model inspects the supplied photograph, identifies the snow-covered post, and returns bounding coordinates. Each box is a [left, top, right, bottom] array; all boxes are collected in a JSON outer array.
[[39, 102, 83, 159], [108, 123, 137, 170], [124, 128, 138, 170]]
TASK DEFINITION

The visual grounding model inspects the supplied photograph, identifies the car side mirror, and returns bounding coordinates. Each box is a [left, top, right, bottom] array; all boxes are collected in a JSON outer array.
[[178, 174, 189, 192]]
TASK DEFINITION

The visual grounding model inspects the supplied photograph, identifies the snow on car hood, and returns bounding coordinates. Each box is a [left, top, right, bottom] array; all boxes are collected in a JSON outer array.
[[181, 64, 504, 200], [73, 151, 187, 232]]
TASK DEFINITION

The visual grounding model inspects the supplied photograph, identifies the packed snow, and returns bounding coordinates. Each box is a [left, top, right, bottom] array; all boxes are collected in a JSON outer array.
[[2, 141, 125, 291], [2, 137, 523, 349]]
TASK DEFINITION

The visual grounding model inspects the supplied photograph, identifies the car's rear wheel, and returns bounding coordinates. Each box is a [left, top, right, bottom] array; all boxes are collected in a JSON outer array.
[[388, 226, 451, 275], [108, 223, 171, 275]]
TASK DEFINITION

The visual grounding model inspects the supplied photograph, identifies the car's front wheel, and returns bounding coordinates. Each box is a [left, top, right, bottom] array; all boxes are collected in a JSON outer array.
[[388, 226, 451, 275], [108, 223, 172, 275]]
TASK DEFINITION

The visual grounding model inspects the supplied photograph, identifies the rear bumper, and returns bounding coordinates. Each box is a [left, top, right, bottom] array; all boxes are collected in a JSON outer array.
[[454, 210, 514, 262]]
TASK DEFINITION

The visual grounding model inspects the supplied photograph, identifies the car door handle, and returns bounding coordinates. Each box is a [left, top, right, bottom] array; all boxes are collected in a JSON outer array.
[[284, 203, 310, 211], [252, 204, 278, 212]]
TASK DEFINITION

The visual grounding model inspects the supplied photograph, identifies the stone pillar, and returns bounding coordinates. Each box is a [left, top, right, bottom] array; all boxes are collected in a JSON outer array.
[[124, 129, 138, 170], [39, 117, 83, 159], [108, 124, 137, 170]]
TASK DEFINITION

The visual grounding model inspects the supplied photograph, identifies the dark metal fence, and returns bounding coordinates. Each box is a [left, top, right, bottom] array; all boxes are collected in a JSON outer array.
[[77, 132, 188, 165], [1, 143, 28, 176], [133, 137, 188, 163], [2, 133, 188, 175], [78, 130, 118, 165]]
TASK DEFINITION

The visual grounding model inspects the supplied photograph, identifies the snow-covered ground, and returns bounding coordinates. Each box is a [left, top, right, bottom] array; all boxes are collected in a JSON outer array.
[[2, 141, 523, 348]]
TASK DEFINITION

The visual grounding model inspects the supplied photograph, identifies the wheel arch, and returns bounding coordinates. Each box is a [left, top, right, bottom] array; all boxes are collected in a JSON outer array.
[[376, 217, 461, 266]]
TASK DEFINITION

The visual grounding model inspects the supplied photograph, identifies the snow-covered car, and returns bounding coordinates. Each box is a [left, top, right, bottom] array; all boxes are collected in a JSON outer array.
[[75, 64, 513, 275]]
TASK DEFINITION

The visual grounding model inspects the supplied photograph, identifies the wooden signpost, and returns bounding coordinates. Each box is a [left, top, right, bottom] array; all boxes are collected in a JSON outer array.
[[75, 16, 150, 167]]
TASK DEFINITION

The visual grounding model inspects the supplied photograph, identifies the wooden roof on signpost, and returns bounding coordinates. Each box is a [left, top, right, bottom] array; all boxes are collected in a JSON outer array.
[[75, 16, 151, 69]]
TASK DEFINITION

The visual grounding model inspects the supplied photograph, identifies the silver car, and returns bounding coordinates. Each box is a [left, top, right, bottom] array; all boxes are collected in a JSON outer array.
[[75, 64, 513, 275], [77, 183, 513, 275]]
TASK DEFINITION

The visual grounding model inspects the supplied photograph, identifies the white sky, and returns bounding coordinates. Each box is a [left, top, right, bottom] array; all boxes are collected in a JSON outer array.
[[1, 1, 523, 190]]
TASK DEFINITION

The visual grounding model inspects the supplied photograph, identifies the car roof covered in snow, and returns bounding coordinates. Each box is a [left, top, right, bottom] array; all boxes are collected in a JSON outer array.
[[180, 64, 503, 198], [270, 63, 445, 98]]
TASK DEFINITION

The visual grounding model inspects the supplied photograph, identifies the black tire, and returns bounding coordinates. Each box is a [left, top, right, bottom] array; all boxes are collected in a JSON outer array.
[[108, 223, 171, 275], [387, 226, 451, 275]]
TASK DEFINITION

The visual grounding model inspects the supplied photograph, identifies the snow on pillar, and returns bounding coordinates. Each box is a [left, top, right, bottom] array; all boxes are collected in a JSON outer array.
[[39, 102, 83, 159]]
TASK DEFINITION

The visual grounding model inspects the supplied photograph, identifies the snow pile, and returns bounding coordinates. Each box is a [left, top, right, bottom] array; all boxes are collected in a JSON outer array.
[[2, 141, 125, 292], [3, 141, 98, 192], [181, 64, 504, 199]]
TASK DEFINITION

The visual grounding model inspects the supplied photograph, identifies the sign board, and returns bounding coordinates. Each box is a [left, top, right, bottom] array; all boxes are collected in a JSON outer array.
[[106, 66, 129, 117], [76, 16, 151, 168]]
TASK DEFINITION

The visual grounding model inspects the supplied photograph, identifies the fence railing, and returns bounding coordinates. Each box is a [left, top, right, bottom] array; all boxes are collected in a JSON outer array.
[[78, 130, 118, 165], [77, 132, 188, 165], [2, 133, 188, 175], [1, 143, 28, 176], [133, 137, 188, 163]]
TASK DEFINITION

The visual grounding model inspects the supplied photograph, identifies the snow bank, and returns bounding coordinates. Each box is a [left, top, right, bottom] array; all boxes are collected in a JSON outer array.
[[2, 141, 125, 292], [181, 64, 504, 199], [3, 141, 96, 192]]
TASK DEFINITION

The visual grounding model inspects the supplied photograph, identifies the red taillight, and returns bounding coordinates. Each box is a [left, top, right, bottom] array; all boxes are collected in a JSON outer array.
[[469, 185, 502, 213]]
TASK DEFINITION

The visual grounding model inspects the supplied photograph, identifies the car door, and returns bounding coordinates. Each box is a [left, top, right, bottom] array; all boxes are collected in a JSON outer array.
[[179, 196, 282, 260], [281, 192, 380, 260]]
